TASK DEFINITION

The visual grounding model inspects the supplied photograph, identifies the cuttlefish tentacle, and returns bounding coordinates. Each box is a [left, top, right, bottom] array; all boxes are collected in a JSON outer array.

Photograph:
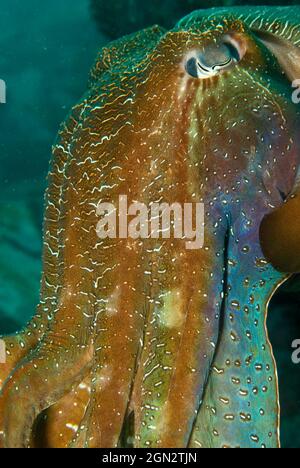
[[130, 233, 227, 448], [22, 26, 168, 450], [0, 237, 95, 448], [0, 101, 87, 394], [70, 247, 149, 448], [190, 217, 283, 448], [71, 36, 230, 447], [0, 101, 96, 448], [0, 26, 167, 449]]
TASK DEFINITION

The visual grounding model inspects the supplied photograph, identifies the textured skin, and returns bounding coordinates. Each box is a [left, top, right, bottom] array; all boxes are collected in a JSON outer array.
[[1, 6, 300, 448]]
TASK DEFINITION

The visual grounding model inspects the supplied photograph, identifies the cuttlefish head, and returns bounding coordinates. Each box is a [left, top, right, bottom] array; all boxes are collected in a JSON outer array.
[[134, 8, 300, 228]]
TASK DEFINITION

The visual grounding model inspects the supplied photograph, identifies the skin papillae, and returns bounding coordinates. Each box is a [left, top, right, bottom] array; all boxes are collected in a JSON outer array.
[[1, 6, 300, 449]]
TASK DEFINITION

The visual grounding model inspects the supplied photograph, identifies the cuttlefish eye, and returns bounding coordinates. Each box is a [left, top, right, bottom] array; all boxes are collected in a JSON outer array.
[[185, 35, 244, 79]]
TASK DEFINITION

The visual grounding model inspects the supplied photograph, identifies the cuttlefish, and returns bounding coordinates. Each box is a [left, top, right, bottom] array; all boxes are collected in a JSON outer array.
[[1, 6, 300, 449]]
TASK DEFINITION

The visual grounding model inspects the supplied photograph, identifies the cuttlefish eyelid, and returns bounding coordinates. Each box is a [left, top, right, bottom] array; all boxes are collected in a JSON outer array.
[[223, 34, 246, 62]]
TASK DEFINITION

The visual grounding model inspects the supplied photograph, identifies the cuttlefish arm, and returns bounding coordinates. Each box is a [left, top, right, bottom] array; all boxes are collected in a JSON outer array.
[[0, 99, 90, 392], [181, 6, 300, 448], [1, 26, 171, 449], [69, 29, 229, 448], [79, 7, 300, 448], [0, 101, 96, 448]]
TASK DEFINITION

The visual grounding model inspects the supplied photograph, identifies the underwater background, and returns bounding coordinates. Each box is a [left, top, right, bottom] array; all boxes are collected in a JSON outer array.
[[0, 0, 300, 448]]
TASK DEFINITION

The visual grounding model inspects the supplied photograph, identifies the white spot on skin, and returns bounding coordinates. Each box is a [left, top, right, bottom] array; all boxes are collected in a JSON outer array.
[[66, 423, 79, 432], [106, 286, 121, 316], [158, 289, 185, 329]]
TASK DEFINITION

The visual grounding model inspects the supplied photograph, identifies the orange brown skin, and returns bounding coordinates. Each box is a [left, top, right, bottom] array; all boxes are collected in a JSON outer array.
[[1, 7, 300, 448], [260, 194, 300, 273]]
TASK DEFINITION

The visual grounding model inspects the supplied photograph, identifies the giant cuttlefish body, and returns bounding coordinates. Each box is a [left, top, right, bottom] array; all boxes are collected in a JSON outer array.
[[1, 6, 300, 449]]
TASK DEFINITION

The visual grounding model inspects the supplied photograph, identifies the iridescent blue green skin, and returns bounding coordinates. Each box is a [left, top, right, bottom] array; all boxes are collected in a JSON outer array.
[[182, 7, 300, 448], [1, 6, 300, 449]]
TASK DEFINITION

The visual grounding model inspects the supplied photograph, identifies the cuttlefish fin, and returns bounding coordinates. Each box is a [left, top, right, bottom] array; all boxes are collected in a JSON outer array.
[[88, 24, 166, 87]]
